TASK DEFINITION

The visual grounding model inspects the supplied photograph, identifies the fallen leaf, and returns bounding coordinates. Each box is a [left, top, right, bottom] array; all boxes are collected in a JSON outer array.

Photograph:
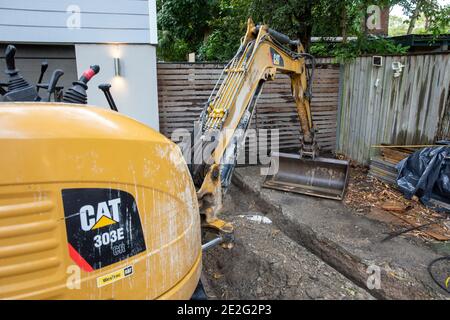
[[213, 273, 223, 280]]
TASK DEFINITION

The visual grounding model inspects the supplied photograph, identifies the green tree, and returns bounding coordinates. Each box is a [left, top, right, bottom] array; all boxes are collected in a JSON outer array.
[[157, 0, 218, 61], [396, 0, 450, 35], [249, 0, 313, 50], [249, 0, 393, 48], [156, 0, 447, 62], [198, 0, 251, 61]]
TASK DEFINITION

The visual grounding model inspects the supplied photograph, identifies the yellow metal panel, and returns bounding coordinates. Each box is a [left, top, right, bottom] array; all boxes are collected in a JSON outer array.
[[0, 103, 201, 299]]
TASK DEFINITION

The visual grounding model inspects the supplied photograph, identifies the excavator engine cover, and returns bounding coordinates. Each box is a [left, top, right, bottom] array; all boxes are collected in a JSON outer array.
[[263, 152, 350, 200], [0, 103, 202, 300]]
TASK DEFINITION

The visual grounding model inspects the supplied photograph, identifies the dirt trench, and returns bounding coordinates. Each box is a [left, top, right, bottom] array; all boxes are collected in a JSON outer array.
[[202, 186, 374, 300]]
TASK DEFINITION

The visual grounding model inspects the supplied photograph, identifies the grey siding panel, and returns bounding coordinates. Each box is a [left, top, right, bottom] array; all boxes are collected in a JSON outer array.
[[0, 26, 150, 44], [0, 0, 148, 14], [0, 0, 155, 44], [0, 10, 149, 29]]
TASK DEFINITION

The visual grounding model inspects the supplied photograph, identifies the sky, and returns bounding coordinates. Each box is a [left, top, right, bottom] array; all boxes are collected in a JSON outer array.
[[391, 0, 450, 17]]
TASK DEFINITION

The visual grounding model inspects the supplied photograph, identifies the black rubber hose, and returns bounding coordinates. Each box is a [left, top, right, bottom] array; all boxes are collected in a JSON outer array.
[[381, 217, 447, 243], [428, 256, 450, 293], [294, 52, 316, 99]]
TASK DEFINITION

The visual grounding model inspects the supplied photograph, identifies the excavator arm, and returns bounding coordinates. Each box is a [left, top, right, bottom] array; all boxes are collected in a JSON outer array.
[[194, 19, 319, 235]]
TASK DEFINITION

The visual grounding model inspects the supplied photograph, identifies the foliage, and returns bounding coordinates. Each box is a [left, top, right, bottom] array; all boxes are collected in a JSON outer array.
[[198, 0, 251, 61], [312, 1, 361, 37], [388, 13, 447, 36], [157, 30, 191, 61], [310, 36, 410, 62], [249, 0, 313, 48], [333, 36, 410, 62], [309, 43, 330, 57], [157, 0, 217, 61], [249, 0, 393, 46], [394, 0, 450, 35], [389, 14, 411, 36], [156, 0, 447, 62], [423, 3, 450, 36]]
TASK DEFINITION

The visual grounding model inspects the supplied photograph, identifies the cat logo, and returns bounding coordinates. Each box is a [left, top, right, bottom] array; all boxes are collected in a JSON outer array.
[[63, 189, 146, 271], [79, 198, 121, 231], [273, 53, 282, 66], [270, 48, 284, 67]]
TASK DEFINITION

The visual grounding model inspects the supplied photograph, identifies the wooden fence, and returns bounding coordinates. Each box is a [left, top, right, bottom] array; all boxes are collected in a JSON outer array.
[[337, 53, 450, 164], [157, 60, 340, 153]]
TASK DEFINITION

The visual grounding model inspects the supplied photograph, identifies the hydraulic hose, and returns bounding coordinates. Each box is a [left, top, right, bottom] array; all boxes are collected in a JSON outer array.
[[428, 256, 450, 293]]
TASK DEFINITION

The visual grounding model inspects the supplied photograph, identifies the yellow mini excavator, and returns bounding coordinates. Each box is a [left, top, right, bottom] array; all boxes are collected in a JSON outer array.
[[0, 19, 348, 300], [193, 18, 350, 236]]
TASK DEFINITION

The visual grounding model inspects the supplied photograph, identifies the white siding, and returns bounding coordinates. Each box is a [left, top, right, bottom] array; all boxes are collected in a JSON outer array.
[[0, 0, 157, 44], [75, 44, 159, 130]]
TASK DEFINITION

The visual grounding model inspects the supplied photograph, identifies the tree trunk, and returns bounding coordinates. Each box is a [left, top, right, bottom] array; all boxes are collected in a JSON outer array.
[[341, 3, 348, 43], [298, 0, 313, 51], [360, 1, 369, 35], [407, 2, 422, 34]]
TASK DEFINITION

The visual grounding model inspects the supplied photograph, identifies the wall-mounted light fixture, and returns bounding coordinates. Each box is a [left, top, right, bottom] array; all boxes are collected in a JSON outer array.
[[114, 57, 121, 77], [392, 61, 405, 78], [372, 56, 383, 67]]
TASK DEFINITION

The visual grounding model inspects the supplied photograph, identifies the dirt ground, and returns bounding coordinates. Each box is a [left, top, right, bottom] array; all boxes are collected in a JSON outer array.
[[345, 165, 450, 242], [203, 187, 373, 300], [202, 165, 450, 300]]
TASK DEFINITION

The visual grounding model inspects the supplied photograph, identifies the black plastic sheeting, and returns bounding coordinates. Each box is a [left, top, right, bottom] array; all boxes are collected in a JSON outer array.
[[396, 147, 450, 213]]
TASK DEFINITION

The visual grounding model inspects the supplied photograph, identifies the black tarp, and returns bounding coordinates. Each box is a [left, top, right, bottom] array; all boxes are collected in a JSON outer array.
[[396, 146, 450, 212]]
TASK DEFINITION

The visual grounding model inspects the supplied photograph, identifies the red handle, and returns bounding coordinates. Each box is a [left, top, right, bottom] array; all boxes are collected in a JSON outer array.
[[80, 65, 100, 83]]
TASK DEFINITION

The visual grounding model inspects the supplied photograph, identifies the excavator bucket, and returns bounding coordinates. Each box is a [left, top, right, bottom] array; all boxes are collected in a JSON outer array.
[[263, 152, 350, 200]]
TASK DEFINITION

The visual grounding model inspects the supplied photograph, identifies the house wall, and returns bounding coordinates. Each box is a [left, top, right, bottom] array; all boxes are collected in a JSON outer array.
[[75, 44, 159, 130], [0, 1, 159, 130], [0, 0, 157, 44]]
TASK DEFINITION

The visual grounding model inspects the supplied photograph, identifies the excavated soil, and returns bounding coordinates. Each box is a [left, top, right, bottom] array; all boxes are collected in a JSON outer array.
[[202, 186, 374, 300], [202, 167, 450, 300]]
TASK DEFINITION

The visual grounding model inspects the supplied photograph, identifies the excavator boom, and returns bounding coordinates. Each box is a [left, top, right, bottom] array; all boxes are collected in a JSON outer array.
[[195, 19, 350, 236]]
